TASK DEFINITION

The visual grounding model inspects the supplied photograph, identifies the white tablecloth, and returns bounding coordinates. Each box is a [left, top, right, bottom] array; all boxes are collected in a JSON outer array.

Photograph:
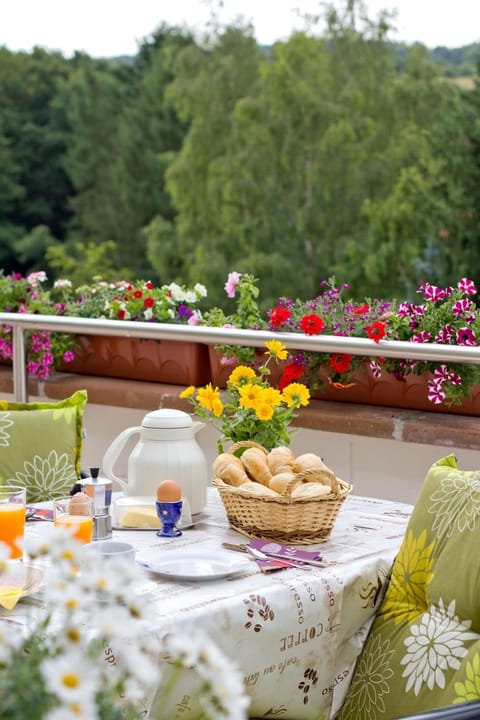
[[9, 489, 412, 719]]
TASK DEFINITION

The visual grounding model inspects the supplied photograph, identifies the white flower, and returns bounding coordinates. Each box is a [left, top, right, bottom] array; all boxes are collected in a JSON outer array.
[[53, 279, 73, 289], [164, 631, 249, 720], [41, 650, 98, 704], [184, 290, 197, 303], [401, 598, 477, 695], [27, 271, 47, 285], [166, 282, 185, 302], [144, 307, 153, 320], [194, 282, 208, 298], [24, 523, 80, 561], [45, 699, 97, 720]]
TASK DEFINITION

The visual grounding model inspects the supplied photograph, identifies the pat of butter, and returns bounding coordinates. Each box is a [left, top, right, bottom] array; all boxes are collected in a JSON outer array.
[[119, 507, 160, 529]]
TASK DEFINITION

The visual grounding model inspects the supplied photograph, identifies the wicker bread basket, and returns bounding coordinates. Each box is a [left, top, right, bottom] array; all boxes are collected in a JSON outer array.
[[212, 441, 352, 544]]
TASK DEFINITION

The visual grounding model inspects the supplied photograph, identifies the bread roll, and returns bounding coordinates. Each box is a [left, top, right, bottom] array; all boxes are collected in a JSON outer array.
[[292, 453, 337, 487], [267, 446, 295, 474], [291, 482, 332, 498], [219, 463, 250, 487], [241, 448, 272, 486], [213, 452, 243, 476], [269, 472, 302, 495], [292, 452, 326, 473], [239, 481, 279, 497]]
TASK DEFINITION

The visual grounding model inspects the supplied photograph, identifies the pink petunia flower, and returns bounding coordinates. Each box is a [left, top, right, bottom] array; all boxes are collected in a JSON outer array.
[[224, 272, 242, 298]]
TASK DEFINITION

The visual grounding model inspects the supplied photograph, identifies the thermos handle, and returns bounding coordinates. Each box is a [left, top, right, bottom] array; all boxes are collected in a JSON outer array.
[[102, 426, 140, 493]]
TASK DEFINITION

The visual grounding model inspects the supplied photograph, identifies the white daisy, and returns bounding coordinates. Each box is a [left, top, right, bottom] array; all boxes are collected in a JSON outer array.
[[41, 650, 98, 704], [44, 698, 97, 719], [165, 631, 249, 720]]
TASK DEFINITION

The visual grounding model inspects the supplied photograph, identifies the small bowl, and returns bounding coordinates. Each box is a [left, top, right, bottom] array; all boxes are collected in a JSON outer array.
[[84, 540, 136, 565]]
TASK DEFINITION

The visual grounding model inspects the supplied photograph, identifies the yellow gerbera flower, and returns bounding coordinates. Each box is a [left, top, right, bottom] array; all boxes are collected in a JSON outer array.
[[211, 397, 224, 418], [282, 382, 310, 408], [262, 386, 283, 407], [229, 365, 257, 388], [265, 340, 288, 361], [179, 385, 196, 399], [239, 383, 262, 409], [255, 403, 274, 421], [197, 383, 221, 412]]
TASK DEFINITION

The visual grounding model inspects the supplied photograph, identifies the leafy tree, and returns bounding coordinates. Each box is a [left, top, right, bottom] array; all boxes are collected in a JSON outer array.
[[164, 25, 263, 304], [0, 47, 73, 272]]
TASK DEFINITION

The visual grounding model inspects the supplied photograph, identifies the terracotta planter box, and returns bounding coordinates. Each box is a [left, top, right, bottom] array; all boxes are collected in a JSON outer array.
[[314, 369, 480, 417], [210, 347, 480, 416], [63, 335, 211, 386]]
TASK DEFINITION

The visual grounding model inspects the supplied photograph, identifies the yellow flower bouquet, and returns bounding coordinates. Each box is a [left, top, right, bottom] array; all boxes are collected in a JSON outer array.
[[181, 340, 310, 452]]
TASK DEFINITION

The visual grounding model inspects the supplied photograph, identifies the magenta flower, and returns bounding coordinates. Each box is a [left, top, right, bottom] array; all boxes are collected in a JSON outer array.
[[412, 331, 431, 343], [435, 325, 455, 343], [452, 299, 473, 316], [428, 380, 446, 404], [458, 278, 477, 295], [422, 283, 445, 302], [456, 327, 476, 345]]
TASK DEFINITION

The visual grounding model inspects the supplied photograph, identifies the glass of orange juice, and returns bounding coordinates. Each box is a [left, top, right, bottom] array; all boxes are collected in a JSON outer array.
[[0, 485, 26, 560], [53, 494, 94, 544]]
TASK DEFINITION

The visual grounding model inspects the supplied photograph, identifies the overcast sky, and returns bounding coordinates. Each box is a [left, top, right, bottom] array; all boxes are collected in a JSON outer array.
[[1, 0, 479, 57]]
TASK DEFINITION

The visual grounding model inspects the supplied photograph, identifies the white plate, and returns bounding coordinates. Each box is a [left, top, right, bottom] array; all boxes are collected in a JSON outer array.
[[136, 548, 250, 581]]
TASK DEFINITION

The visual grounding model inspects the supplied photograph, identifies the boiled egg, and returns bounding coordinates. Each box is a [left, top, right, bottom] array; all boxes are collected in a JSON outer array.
[[156, 480, 182, 502], [69, 491, 91, 516]]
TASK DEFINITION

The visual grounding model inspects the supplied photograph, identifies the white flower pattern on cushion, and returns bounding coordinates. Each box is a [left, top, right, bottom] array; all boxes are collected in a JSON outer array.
[[0, 412, 13, 447], [10, 450, 77, 503], [338, 632, 394, 720], [401, 598, 478, 696], [428, 472, 480, 536]]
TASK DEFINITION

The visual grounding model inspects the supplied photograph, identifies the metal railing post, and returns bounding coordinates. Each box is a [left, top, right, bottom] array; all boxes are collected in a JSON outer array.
[[12, 324, 28, 403]]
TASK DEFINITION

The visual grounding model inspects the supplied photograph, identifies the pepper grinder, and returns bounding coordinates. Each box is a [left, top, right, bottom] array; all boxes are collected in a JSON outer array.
[[82, 466, 113, 541]]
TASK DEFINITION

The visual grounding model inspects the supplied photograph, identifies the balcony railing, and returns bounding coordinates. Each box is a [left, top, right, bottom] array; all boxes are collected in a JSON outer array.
[[3, 311, 480, 403]]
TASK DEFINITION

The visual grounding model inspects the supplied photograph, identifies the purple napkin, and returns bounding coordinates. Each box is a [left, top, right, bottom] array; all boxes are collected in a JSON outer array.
[[250, 538, 324, 568]]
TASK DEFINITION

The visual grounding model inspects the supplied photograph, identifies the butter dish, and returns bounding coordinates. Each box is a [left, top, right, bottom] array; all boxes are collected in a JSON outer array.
[[112, 495, 193, 530]]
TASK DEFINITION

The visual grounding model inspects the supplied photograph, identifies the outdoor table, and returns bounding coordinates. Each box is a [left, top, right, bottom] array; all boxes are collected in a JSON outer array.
[[6, 488, 412, 720]]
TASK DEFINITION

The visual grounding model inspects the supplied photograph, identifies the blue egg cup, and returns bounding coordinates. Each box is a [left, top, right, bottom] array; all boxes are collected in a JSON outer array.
[[155, 500, 183, 537]]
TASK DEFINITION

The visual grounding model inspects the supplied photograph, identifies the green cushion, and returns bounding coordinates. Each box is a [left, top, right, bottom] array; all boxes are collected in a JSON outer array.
[[0, 390, 87, 502], [339, 454, 480, 720]]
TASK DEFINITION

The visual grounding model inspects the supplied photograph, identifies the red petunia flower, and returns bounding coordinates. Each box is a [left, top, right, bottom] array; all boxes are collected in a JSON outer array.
[[365, 321, 386, 343], [117, 309, 126, 320], [329, 353, 353, 373], [143, 297, 155, 309], [300, 314, 324, 335], [278, 362, 303, 390], [269, 305, 291, 328], [145, 281, 154, 290], [133, 290, 143, 299], [352, 303, 369, 315]]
